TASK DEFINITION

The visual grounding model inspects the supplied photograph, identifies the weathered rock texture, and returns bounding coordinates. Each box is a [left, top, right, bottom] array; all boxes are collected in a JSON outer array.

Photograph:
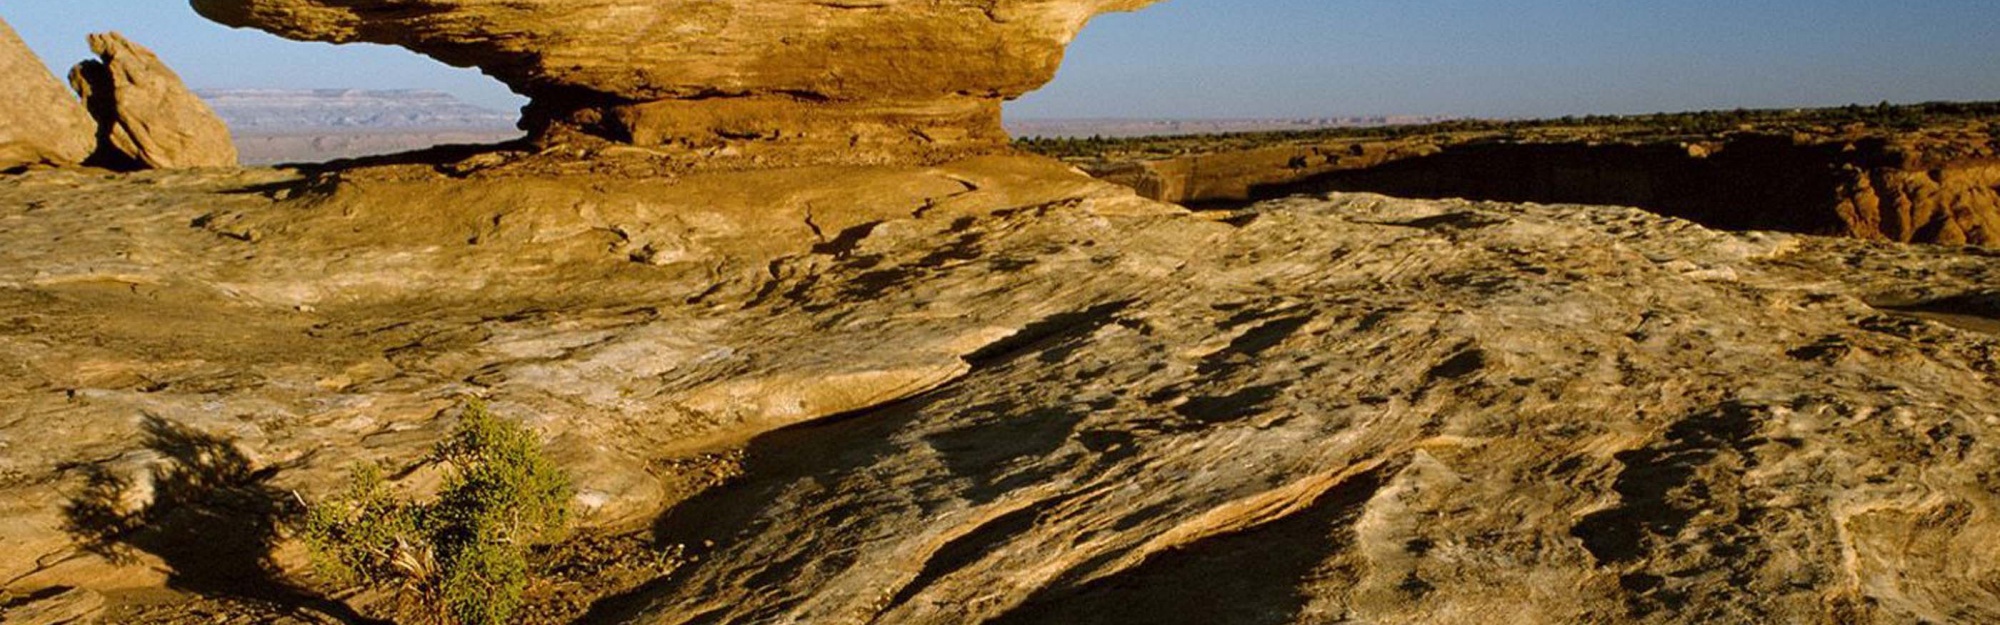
[[0, 17, 96, 170], [0, 587, 105, 625], [68, 32, 238, 170], [189, 0, 1160, 162], [1083, 127, 2000, 245], [1, 157, 1998, 622]]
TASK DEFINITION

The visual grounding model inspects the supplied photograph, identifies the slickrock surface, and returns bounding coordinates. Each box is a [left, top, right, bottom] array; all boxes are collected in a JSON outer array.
[[67, 32, 238, 170], [189, 0, 1160, 162], [0, 17, 96, 170], [1, 155, 1997, 622]]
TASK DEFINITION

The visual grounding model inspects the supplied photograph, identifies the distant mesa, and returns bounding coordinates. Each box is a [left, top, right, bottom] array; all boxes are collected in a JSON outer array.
[[199, 89, 518, 132], [201, 89, 525, 165], [190, 0, 1165, 163]]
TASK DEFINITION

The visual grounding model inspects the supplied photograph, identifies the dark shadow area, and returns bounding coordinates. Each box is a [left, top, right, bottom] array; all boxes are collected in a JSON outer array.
[[1868, 291, 2000, 335], [1220, 135, 1889, 237], [1426, 348, 1488, 382], [1195, 314, 1311, 376], [282, 137, 536, 175], [69, 59, 145, 172], [212, 171, 344, 200], [580, 303, 1131, 623], [62, 415, 384, 624], [1174, 383, 1288, 425], [880, 501, 1048, 613], [985, 465, 1395, 625], [965, 299, 1135, 368], [576, 389, 955, 624], [925, 400, 1094, 503], [1570, 404, 1764, 564], [1570, 403, 1768, 617]]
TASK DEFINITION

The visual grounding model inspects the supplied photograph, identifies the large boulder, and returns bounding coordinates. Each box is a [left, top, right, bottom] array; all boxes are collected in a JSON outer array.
[[68, 32, 238, 170], [0, 17, 96, 170], [188, 0, 1162, 161]]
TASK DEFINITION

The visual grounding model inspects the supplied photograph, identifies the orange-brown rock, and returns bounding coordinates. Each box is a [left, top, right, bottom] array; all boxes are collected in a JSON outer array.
[[0, 17, 96, 170], [1083, 129, 2000, 246], [189, 0, 1162, 162], [68, 32, 239, 170], [1834, 161, 2000, 245], [5, 159, 2000, 623]]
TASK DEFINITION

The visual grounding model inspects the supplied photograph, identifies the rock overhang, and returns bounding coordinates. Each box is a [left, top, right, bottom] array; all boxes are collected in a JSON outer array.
[[188, 0, 1165, 162]]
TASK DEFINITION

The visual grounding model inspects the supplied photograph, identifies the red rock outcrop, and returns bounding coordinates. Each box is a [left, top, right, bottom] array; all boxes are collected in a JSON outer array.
[[1833, 160, 2000, 246], [0, 17, 96, 169], [190, 0, 1162, 162], [68, 32, 239, 169]]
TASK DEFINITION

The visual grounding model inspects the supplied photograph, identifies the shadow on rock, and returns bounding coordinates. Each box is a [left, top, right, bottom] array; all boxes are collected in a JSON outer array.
[[575, 391, 954, 623], [61, 415, 382, 624], [584, 379, 1102, 620], [576, 300, 1142, 623], [985, 465, 1394, 625]]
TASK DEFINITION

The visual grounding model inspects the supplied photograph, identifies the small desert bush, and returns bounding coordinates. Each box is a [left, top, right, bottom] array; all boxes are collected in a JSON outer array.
[[302, 400, 572, 625]]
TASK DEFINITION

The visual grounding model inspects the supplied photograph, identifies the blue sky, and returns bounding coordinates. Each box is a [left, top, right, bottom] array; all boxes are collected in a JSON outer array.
[[9, 1, 2000, 119]]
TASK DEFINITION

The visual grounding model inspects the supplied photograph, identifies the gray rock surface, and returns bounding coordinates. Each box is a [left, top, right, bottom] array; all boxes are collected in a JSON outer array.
[[0, 17, 95, 170], [0, 156, 1995, 622], [68, 32, 237, 170]]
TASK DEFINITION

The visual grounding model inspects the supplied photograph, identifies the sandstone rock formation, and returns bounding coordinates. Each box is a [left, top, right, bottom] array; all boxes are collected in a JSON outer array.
[[0, 17, 96, 170], [68, 32, 238, 170], [0, 156, 1997, 622], [189, 0, 1161, 162]]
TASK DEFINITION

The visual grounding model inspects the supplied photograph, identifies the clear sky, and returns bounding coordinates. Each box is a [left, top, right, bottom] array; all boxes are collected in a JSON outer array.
[[9, 1, 2000, 120]]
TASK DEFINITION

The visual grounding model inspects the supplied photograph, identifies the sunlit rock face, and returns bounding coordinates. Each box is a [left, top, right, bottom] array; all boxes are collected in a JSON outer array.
[[188, 0, 1162, 162], [0, 16, 96, 169], [69, 32, 240, 169]]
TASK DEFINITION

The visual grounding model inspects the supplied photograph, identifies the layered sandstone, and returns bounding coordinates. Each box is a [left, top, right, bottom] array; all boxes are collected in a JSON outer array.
[[189, 0, 1162, 161], [0, 17, 96, 169], [68, 32, 239, 170], [1, 159, 1999, 622]]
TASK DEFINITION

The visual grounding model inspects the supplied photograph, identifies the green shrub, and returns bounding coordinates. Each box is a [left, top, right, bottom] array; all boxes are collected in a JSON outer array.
[[302, 400, 572, 625]]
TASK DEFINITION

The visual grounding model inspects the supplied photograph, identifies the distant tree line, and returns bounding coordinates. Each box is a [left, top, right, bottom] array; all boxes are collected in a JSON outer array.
[[1015, 100, 2000, 160]]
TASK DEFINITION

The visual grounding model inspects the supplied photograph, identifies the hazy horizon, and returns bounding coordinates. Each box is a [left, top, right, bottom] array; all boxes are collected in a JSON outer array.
[[10, 1, 2000, 120]]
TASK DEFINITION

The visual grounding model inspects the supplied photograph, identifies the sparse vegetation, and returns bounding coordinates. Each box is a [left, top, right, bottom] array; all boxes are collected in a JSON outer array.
[[301, 400, 572, 625], [1015, 100, 2000, 160]]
